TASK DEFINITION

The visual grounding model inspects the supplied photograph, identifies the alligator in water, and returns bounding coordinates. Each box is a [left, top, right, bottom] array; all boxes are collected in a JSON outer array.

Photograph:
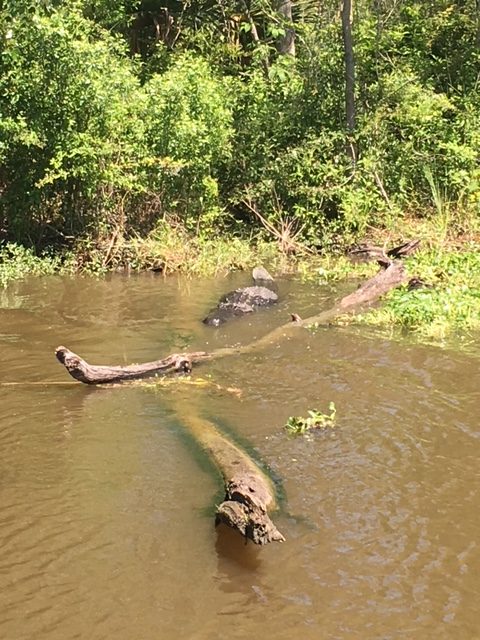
[[203, 267, 278, 326]]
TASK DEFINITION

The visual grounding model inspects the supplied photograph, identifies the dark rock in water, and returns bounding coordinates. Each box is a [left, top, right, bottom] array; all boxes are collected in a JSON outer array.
[[203, 268, 278, 326]]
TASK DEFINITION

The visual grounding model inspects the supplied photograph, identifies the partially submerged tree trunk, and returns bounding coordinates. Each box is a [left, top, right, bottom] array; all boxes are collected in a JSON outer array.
[[176, 409, 284, 544], [237, 260, 408, 353]]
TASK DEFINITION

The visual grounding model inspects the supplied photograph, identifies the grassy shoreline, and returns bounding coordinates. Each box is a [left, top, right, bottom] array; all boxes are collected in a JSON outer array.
[[1, 219, 479, 344]]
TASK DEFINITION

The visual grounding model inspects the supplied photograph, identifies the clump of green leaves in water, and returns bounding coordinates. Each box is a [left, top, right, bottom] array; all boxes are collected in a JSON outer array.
[[285, 403, 336, 436]]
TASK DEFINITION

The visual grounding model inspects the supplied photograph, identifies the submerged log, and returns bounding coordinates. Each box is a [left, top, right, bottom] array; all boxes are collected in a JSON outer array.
[[177, 410, 285, 545]]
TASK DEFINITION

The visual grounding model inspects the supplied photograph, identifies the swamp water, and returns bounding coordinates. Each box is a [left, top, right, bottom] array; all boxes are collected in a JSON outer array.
[[0, 271, 479, 640]]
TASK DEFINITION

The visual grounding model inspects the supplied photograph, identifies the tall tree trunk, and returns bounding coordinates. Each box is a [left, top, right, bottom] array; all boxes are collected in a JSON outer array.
[[341, 0, 356, 163], [276, 0, 296, 56]]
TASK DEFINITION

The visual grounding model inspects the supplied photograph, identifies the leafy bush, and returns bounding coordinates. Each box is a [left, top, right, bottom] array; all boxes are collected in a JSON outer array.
[[0, 0, 479, 261], [225, 59, 355, 249], [0, 7, 147, 244], [357, 69, 480, 220], [142, 54, 234, 233], [0, 243, 59, 288]]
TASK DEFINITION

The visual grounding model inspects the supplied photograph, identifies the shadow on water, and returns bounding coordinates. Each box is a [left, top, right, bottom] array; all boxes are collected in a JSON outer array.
[[215, 524, 263, 572]]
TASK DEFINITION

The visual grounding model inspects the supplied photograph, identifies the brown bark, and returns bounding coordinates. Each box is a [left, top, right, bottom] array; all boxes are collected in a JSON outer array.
[[348, 239, 421, 265], [55, 346, 210, 385], [337, 260, 406, 311], [176, 410, 284, 544], [387, 239, 421, 259], [276, 0, 296, 56]]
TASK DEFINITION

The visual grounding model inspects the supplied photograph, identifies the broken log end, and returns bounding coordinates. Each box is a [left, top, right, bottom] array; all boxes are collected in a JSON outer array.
[[215, 500, 285, 545], [214, 473, 285, 545]]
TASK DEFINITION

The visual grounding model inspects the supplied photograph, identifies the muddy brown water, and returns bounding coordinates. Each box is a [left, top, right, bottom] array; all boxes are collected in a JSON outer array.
[[0, 272, 479, 640]]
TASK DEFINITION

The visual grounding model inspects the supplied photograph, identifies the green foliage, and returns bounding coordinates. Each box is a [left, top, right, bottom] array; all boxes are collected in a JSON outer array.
[[143, 53, 234, 233], [360, 249, 480, 340], [285, 403, 337, 436], [358, 69, 474, 210], [226, 56, 354, 249], [60, 221, 280, 277], [0, 0, 479, 267], [0, 6, 148, 242], [0, 243, 60, 288]]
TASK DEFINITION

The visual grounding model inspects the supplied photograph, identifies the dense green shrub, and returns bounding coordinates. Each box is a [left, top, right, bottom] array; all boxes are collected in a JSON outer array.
[[0, 0, 478, 253], [0, 242, 60, 288], [0, 7, 147, 244], [358, 70, 480, 214], [142, 53, 234, 233]]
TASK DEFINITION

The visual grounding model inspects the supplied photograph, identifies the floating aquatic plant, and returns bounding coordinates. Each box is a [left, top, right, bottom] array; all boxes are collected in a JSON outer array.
[[285, 403, 336, 436]]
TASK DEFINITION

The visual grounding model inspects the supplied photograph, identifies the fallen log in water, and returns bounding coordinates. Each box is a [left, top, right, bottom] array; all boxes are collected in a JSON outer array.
[[239, 260, 408, 353], [55, 346, 211, 384], [55, 348, 285, 543], [54, 260, 407, 546], [176, 408, 284, 544]]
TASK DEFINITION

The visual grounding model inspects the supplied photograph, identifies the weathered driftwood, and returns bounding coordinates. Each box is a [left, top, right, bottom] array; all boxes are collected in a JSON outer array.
[[55, 350, 284, 544], [338, 259, 407, 311], [176, 409, 284, 545], [387, 238, 421, 259], [55, 346, 210, 384], [349, 238, 420, 265]]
